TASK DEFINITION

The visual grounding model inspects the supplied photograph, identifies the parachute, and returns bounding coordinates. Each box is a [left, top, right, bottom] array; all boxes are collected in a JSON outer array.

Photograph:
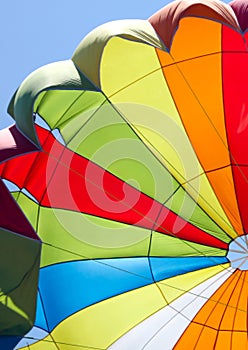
[[1, 0, 248, 349]]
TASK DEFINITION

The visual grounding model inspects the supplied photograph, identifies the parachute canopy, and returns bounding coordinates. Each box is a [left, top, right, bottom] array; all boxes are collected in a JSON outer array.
[[1, 0, 248, 349]]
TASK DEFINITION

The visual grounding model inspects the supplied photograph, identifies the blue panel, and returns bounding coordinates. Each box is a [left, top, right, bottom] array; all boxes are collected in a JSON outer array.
[[37, 257, 153, 331], [0, 336, 21, 350], [34, 291, 48, 331], [150, 256, 228, 282]]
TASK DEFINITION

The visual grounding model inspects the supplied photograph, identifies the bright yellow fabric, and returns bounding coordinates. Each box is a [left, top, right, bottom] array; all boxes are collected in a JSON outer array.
[[23, 284, 166, 350], [18, 335, 58, 350], [157, 263, 230, 303], [101, 35, 236, 238]]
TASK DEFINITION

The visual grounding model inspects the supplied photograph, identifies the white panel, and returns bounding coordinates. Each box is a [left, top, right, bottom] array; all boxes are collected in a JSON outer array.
[[15, 327, 49, 349], [108, 267, 234, 350]]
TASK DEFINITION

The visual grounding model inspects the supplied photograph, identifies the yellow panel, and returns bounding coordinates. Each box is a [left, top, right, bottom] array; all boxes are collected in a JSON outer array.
[[18, 335, 58, 350], [101, 37, 162, 97], [52, 284, 165, 349], [157, 263, 230, 304], [185, 176, 237, 239], [100, 36, 236, 238], [57, 346, 94, 350], [72, 19, 164, 87]]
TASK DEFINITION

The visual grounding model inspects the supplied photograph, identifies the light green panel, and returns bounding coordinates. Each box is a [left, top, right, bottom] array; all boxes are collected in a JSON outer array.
[[8, 60, 96, 146], [150, 232, 227, 257], [14, 192, 39, 231], [165, 186, 231, 243], [31, 86, 230, 243], [38, 206, 152, 267], [63, 100, 135, 151], [64, 100, 179, 203], [36, 90, 106, 131]]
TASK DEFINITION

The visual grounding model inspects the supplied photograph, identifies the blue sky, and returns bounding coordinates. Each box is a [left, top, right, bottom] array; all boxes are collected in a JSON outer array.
[[1, 0, 230, 129]]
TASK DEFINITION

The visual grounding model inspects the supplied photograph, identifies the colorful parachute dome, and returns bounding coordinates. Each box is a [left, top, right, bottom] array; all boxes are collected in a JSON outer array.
[[0, 129, 41, 350], [0, 0, 248, 349]]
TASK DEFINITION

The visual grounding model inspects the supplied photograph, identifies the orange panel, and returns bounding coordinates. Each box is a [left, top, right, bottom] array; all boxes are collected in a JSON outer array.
[[175, 271, 242, 348], [155, 47, 173, 67], [161, 61, 228, 170], [170, 17, 222, 62], [219, 271, 244, 330], [231, 332, 248, 349], [233, 271, 248, 331], [173, 323, 203, 349], [194, 271, 240, 325], [194, 326, 217, 350], [215, 331, 232, 349], [219, 306, 236, 331], [156, 17, 222, 72], [156, 52, 243, 236], [193, 299, 218, 325], [206, 271, 241, 329], [207, 170, 243, 235]]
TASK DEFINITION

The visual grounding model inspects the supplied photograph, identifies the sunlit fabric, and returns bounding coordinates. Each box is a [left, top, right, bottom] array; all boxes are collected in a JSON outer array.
[[1, 0, 248, 349]]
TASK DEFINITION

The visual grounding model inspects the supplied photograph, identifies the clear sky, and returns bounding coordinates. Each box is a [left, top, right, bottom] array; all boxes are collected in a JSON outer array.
[[1, 0, 230, 129]]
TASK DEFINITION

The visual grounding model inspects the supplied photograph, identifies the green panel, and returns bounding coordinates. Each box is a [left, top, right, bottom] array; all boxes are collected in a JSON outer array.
[[37, 90, 106, 130], [8, 60, 97, 146], [36, 89, 230, 241], [34, 87, 229, 243], [62, 100, 179, 203], [150, 231, 227, 257], [11, 192, 19, 200], [165, 186, 231, 243], [15, 192, 39, 231], [38, 207, 152, 267], [0, 228, 40, 335]]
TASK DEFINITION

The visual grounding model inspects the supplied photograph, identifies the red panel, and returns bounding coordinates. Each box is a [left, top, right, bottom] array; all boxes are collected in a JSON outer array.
[[222, 27, 248, 164], [0, 151, 37, 189], [0, 126, 228, 249], [231, 166, 248, 231], [155, 206, 228, 248], [0, 126, 64, 201], [25, 130, 64, 202], [222, 25, 248, 232], [222, 24, 247, 52]]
